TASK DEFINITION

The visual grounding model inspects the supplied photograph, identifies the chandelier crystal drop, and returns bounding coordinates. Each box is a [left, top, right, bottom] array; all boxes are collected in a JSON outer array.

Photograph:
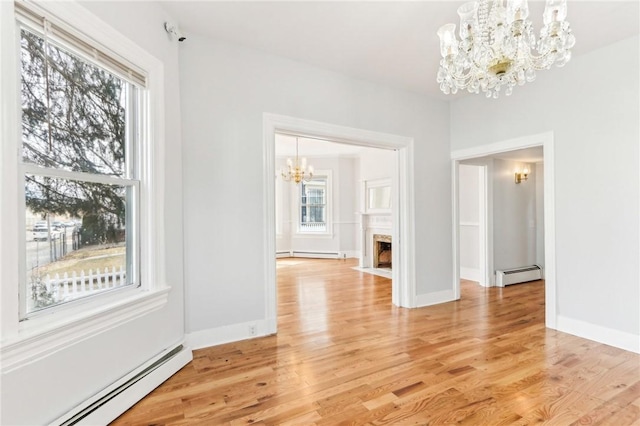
[[281, 138, 314, 184], [436, 0, 575, 98]]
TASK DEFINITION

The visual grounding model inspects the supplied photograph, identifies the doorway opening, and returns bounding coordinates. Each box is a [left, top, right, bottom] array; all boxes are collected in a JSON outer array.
[[263, 114, 416, 335], [451, 132, 557, 329]]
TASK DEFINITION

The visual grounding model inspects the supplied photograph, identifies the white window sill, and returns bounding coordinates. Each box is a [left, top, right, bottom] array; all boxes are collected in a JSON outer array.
[[0, 286, 171, 373]]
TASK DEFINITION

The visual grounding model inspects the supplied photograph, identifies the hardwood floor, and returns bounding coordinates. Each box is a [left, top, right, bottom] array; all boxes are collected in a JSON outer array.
[[112, 258, 640, 425]]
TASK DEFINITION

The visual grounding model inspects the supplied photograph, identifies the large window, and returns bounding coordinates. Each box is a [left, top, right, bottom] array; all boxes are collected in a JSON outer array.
[[17, 6, 143, 317], [299, 177, 327, 233], [0, 1, 168, 373]]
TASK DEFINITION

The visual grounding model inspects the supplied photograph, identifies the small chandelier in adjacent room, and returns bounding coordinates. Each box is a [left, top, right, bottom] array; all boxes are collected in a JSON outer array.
[[436, 0, 575, 98], [281, 138, 314, 184]]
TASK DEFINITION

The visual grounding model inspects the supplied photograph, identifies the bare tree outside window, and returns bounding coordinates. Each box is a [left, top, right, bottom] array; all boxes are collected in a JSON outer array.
[[20, 27, 138, 314]]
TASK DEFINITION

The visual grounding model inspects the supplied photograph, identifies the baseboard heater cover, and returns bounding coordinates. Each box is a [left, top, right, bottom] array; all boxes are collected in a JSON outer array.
[[291, 251, 340, 259], [53, 344, 192, 426], [496, 265, 542, 287]]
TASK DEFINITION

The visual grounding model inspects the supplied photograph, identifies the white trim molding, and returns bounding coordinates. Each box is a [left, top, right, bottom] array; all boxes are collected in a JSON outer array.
[[451, 131, 557, 329], [415, 289, 456, 308], [263, 113, 416, 329], [49, 343, 192, 425], [186, 319, 270, 350], [451, 132, 553, 160], [1, 288, 171, 374], [557, 315, 640, 354], [460, 267, 481, 283]]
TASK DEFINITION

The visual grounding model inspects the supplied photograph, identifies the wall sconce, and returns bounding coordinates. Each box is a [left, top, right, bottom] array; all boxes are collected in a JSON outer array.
[[515, 165, 530, 184]]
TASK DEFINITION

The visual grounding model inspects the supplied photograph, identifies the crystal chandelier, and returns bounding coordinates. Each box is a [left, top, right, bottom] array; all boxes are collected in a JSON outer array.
[[437, 0, 575, 98], [281, 138, 314, 184]]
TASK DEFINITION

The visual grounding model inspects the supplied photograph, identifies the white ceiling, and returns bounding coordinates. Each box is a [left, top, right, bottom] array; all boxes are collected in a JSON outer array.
[[161, 1, 639, 99]]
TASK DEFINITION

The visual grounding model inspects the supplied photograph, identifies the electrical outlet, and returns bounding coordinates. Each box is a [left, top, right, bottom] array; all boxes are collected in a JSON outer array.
[[249, 324, 257, 336]]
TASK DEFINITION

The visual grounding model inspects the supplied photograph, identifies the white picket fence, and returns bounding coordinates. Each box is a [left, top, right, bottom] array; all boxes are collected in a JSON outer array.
[[299, 222, 327, 232], [41, 266, 127, 302]]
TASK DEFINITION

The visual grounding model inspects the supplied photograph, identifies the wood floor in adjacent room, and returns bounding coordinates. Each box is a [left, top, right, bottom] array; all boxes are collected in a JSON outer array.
[[112, 258, 640, 425]]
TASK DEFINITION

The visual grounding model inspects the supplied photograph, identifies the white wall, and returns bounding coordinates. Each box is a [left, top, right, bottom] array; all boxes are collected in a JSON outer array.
[[358, 147, 395, 263], [459, 159, 539, 284], [0, 2, 185, 424], [451, 36, 640, 347], [360, 147, 394, 182], [180, 35, 451, 339], [336, 157, 358, 256], [276, 156, 358, 256], [492, 159, 537, 271]]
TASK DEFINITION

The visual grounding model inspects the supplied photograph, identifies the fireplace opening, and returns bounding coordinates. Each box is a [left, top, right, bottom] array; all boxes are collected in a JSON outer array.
[[373, 234, 392, 270]]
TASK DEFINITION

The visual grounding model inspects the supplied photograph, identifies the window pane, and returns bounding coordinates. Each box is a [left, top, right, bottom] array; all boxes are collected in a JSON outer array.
[[300, 178, 327, 232], [24, 174, 133, 314], [20, 29, 127, 177]]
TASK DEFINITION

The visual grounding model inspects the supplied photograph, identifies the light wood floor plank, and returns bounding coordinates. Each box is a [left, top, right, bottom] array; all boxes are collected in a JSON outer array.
[[112, 258, 640, 425]]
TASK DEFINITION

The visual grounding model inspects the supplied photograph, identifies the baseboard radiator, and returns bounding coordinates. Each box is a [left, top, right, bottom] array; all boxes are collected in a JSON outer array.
[[52, 343, 192, 426], [291, 251, 340, 259], [496, 265, 542, 287]]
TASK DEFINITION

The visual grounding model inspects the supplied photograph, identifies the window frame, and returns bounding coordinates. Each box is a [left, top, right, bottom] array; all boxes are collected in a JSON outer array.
[[275, 172, 283, 237], [16, 19, 142, 318], [0, 1, 169, 373], [295, 170, 332, 236]]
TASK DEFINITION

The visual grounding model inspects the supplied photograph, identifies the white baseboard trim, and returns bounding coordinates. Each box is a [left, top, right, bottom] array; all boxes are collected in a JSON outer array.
[[186, 319, 270, 350], [415, 289, 456, 308], [351, 266, 392, 279], [460, 267, 481, 282], [276, 250, 291, 258], [556, 315, 640, 354], [51, 343, 192, 426], [338, 250, 360, 259]]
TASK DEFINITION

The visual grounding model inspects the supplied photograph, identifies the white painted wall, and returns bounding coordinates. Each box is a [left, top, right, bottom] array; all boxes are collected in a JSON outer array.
[[276, 156, 358, 256], [492, 159, 537, 271], [358, 147, 395, 263], [336, 157, 358, 256], [459, 164, 481, 281], [0, 2, 185, 424], [180, 35, 451, 339], [450, 36, 640, 346], [360, 147, 393, 182], [459, 159, 538, 285]]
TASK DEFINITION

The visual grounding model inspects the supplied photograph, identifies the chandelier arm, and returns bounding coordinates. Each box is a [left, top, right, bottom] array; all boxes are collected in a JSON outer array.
[[444, 67, 475, 82], [527, 51, 559, 70]]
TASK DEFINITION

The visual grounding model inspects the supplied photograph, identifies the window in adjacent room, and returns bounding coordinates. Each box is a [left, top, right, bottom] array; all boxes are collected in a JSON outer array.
[[298, 177, 328, 233]]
